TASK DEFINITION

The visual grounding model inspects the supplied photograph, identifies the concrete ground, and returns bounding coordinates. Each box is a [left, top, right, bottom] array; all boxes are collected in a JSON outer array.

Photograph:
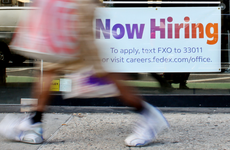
[[0, 109, 230, 150]]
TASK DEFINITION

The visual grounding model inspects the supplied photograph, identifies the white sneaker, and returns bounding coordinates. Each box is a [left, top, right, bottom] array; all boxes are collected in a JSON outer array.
[[0, 114, 43, 144], [125, 102, 169, 147]]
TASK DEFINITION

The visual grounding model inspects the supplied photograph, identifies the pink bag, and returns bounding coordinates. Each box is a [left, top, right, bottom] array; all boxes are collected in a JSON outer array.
[[10, 0, 79, 62]]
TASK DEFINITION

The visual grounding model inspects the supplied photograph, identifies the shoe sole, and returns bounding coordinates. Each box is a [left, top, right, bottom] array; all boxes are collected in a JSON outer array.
[[18, 131, 44, 144], [19, 125, 44, 144], [125, 138, 156, 147]]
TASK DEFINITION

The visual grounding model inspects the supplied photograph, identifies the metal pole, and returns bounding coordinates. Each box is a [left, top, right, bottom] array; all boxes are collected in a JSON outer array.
[[228, 30, 230, 72], [40, 59, 43, 92]]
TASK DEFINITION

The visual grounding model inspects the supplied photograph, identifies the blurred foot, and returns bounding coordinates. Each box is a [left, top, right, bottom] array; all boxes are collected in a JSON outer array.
[[125, 102, 169, 147], [0, 114, 43, 144]]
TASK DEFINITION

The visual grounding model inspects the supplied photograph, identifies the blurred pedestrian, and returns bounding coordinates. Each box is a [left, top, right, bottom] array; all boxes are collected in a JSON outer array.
[[0, 0, 169, 147]]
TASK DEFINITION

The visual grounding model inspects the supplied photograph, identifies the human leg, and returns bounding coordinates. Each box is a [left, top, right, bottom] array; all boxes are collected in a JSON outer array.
[[22, 69, 56, 143], [105, 73, 143, 110], [25, 69, 56, 128], [105, 73, 170, 147], [23, 69, 56, 143], [32, 69, 56, 112]]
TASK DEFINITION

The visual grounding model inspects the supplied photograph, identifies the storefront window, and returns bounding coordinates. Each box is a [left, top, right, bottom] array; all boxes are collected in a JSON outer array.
[[0, 0, 229, 105], [0, 0, 34, 104]]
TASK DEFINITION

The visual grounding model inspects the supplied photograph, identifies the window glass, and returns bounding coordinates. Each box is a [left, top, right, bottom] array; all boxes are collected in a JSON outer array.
[[0, 0, 229, 104], [0, 0, 32, 7]]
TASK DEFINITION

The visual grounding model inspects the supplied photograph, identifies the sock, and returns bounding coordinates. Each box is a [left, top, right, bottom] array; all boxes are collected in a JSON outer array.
[[31, 111, 43, 124]]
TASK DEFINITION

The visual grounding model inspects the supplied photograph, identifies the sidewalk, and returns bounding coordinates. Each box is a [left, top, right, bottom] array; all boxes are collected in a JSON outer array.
[[1, 109, 230, 149]]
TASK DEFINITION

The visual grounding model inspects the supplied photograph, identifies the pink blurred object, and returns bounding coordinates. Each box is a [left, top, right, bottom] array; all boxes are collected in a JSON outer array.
[[10, 0, 79, 62]]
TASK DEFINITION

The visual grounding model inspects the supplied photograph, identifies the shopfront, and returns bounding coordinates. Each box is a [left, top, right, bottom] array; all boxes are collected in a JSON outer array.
[[0, 0, 229, 107]]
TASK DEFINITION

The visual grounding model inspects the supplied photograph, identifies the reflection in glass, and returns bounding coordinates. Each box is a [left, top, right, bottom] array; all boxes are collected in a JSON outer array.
[[0, 0, 32, 7]]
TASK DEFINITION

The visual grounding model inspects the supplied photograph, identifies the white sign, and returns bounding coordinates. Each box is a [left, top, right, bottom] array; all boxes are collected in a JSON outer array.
[[94, 7, 221, 72], [60, 78, 72, 92]]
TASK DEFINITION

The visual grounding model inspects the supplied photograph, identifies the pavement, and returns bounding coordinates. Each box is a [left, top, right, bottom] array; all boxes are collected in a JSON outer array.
[[0, 107, 230, 150]]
